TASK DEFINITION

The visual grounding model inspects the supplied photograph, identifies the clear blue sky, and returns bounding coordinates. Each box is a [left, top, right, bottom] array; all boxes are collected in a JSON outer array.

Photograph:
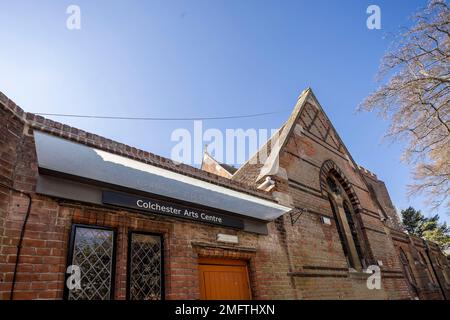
[[0, 0, 447, 223]]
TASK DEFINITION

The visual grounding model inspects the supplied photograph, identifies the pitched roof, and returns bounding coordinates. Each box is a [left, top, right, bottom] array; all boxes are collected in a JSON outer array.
[[232, 87, 314, 185], [201, 151, 237, 178], [230, 88, 384, 190], [231, 123, 285, 185]]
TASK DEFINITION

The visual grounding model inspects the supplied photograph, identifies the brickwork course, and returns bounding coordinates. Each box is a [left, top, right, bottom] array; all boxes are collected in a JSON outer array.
[[0, 88, 449, 300]]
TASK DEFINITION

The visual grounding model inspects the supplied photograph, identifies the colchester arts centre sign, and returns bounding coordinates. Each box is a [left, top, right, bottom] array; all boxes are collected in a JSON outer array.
[[102, 191, 244, 229]]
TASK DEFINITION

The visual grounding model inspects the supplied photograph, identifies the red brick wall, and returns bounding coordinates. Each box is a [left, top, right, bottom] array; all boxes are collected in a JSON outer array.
[[2, 193, 301, 300]]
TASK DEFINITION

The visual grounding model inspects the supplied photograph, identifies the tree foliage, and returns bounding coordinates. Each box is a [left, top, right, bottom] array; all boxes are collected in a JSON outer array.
[[401, 206, 450, 249], [360, 0, 450, 210]]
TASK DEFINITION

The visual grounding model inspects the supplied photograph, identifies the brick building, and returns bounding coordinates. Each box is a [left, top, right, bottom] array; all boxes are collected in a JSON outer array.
[[0, 88, 449, 300]]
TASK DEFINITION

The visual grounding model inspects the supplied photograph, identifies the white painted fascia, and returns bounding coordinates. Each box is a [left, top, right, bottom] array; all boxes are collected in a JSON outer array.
[[94, 149, 291, 213]]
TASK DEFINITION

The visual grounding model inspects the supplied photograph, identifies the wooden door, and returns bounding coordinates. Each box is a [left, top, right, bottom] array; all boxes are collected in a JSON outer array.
[[198, 258, 251, 300]]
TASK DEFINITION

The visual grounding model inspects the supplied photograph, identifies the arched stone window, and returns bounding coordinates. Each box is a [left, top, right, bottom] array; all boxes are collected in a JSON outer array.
[[435, 255, 450, 285], [326, 173, 366, 270], [328, 195, 349, 262], [443, 265, 450, 285], [399, 248, 419, 298], [343, 201, 365, 264], [418, 251, 436, 285]]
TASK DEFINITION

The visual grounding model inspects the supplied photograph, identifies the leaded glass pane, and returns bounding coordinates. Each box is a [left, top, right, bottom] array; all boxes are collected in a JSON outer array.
[[129, 233, 162, 300], [343, 202, 364, 267], [68, 227, 114, 300]]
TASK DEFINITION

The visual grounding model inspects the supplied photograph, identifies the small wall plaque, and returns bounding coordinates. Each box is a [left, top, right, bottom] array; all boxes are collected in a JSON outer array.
[[217, 234, 239, 244]]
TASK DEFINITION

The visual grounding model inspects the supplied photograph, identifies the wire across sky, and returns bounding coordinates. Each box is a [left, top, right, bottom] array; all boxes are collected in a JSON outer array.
[[34, 110, 290, 121]]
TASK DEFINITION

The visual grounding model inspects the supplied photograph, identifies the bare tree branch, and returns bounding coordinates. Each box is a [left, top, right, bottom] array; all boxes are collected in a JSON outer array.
[[359, 0, 450, 211]]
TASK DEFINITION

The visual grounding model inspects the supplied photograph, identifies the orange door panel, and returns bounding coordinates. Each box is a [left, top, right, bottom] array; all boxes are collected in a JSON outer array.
[[198, 259, 251, 300]]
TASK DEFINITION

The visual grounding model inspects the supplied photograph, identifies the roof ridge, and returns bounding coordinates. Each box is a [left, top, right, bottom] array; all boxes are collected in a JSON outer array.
[[230, 87, 313, 184]]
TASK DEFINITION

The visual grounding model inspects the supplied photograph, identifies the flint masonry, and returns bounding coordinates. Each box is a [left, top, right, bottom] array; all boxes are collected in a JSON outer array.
[[0, 88, 449, 300]]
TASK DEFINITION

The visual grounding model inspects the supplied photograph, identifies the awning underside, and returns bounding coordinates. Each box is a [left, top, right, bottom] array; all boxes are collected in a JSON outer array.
[[34, 131, 291, 221]]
